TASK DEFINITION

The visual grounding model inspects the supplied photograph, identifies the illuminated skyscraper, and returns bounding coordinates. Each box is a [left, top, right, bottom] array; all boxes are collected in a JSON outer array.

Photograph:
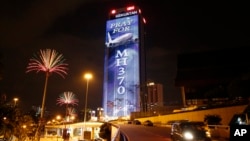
[[103, 5, 146, 118]]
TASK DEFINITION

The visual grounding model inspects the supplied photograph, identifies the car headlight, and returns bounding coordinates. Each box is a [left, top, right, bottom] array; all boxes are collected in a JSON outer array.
[[183, 131, 193, 140]]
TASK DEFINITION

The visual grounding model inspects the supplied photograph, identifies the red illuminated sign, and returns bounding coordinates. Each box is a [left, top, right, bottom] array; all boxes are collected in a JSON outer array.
[[109, 6, 139, 19]]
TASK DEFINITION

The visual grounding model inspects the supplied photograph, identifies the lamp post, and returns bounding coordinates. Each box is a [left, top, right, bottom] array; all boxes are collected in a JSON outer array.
[[83, 73, 92, 140]]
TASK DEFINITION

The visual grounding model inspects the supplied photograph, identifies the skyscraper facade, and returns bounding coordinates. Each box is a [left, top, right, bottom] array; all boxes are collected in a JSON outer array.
[[103, 5, 146, 118]]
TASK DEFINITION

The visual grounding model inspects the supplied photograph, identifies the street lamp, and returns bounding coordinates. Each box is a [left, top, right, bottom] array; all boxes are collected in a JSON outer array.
[[56, 115, 61, 121], [13, 98, 18, 106], [83, 73, 92, 139]]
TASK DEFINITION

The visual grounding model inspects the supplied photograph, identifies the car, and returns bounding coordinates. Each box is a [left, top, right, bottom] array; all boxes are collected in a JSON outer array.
[[143, 120, 153, 126], [127, 120, 133, 124], [170, 121, 211, 141], [133, 120, 141, 125]]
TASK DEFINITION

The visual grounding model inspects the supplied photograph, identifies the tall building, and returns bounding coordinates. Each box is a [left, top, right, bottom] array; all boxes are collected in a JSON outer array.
[[146, 82, 164, 111], [103, 5, 146, 118]]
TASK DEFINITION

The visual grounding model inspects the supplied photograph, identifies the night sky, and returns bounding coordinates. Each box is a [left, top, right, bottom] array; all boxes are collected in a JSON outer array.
[[0, 0, 249, 114]]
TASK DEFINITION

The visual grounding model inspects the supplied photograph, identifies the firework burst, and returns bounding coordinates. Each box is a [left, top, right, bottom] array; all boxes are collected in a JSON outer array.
[[57, 91, 79, 106], [67, 107, 77, 117], [26, 49, 68, 78]]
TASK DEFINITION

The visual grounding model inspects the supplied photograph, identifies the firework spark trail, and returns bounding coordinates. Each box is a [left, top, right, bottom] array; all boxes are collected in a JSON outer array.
[[26, 48, 69, 141]]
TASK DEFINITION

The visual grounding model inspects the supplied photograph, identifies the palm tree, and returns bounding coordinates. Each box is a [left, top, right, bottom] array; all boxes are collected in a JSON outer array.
[[26, 49, 68, 141]]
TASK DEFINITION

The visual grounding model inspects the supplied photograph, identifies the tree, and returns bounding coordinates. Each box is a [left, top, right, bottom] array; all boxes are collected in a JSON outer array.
[[0, 103, 16, 140], [26, 49, 68, 141], [0, 99, 35, 141]]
